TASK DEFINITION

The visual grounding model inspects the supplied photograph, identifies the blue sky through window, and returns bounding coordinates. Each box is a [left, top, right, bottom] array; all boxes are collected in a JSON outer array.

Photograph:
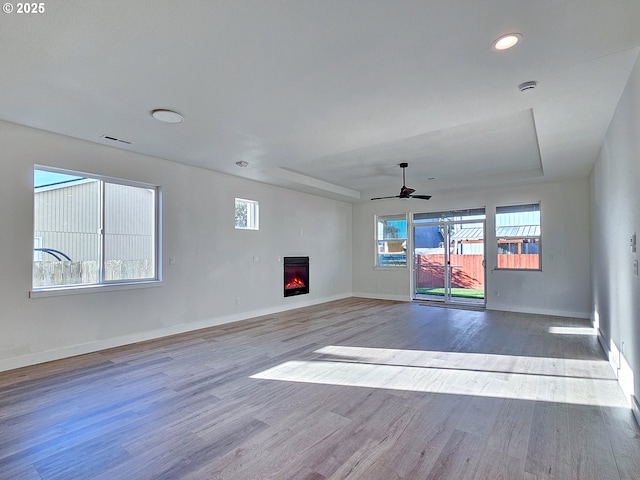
[[34, 170, 83, 188]]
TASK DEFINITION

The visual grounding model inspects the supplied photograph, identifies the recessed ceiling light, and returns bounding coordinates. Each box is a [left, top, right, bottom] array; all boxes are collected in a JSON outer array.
[[151, 109, 184, 124], [492, 33, 522, 51]]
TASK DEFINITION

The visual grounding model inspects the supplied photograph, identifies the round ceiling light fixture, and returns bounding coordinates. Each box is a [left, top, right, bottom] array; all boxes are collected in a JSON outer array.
[[492, 33, 522, 51], [151, 109, 184, 124]]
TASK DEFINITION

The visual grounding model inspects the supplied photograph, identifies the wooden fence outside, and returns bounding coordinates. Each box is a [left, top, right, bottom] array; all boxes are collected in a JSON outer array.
[[416, 254, 484, 289], [496, 254, 539, 269], [416, 253, 539, 290], [33, 260, 154, 287]]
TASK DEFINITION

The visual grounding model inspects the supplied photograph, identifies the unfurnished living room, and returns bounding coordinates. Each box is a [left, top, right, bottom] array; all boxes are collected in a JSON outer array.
[[1, 2, 640, 479]]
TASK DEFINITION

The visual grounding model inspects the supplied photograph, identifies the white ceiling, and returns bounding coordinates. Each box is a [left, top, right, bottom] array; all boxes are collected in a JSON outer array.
[[1, 1, 639, 202]]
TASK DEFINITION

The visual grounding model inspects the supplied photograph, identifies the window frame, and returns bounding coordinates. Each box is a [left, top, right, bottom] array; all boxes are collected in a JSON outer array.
[[375, 213, 409, 269], [33, 236, 43, 261], [494, 202, 541, 271], [31, 166, 162, 296], [235, 198, 259, 230]]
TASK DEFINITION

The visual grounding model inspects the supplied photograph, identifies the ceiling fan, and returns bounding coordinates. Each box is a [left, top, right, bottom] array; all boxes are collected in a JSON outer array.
[[371, 162, 432, 201]]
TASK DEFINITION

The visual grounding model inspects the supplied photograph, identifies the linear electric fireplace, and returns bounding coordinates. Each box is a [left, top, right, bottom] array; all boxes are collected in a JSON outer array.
[[283, 256, 309, 297]]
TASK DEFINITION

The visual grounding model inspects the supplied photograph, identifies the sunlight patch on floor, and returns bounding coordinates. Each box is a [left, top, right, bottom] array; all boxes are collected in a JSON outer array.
[[548, 326, 596, 335], [312, 345, 610, 379], [251, 359, 626, 408]]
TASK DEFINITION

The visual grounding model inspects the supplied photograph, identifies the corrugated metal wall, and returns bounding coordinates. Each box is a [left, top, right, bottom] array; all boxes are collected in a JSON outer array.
[[104, 183, 155, 261], [34, 180, 100, 262], [34, 180, 154, 263]]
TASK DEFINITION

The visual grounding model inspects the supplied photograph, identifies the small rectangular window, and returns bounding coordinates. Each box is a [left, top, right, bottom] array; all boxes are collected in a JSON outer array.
[[495, 203, 540, 270], [376, 214, 407, 268], [33, 167, 160, 289], [235, 198, 259, 230]]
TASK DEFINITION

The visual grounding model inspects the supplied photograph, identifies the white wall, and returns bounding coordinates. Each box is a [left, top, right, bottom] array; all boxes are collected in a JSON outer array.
[[0, 120, 353, 372], [590, 51, 640, 415], [353, 178, 591, 318]]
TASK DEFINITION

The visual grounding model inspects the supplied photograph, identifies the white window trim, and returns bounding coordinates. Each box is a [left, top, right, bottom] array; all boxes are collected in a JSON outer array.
[[375, 213, 409, 269], [235, 198, 259, 230], [31, 166, 162, 295], [29, 280, 163, 298], [494, 201, 542, 271]]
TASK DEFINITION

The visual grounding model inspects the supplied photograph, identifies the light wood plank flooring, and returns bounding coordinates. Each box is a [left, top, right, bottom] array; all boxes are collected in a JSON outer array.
[[1, 298, 639, 479]]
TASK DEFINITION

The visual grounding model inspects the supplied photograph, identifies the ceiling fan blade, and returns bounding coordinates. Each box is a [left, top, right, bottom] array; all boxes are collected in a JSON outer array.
[[373, 163, 430, 201], [370, 195, 401, 200], [410, 194, 432, 200]]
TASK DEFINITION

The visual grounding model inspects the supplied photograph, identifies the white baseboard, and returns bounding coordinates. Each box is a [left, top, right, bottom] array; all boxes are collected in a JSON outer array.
[[596, 331, 639, 428], [352, 292, 412, 302], [352, 295, 588, 317], [633, 396, 640, 428], [597, 329, 620, 379], [619, 352, 635, 403], [609, 338, 622, 375], [486, 303, 590, 319], [0, 293, 352, 373], [597, 329, 612, 373], [597, 328, 607, 352]]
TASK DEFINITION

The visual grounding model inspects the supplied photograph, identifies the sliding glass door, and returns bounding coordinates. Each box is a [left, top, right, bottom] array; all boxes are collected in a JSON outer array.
[[413, 224, 447, 299], [413, 209, 486, 305]]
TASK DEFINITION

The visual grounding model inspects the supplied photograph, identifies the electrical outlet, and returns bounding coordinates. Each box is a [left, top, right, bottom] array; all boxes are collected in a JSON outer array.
[[235, 298, 240, 305], [494, 291, 499, 297]]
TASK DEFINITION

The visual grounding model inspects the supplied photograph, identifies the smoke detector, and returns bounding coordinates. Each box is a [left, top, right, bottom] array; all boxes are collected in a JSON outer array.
[[518, 81, 538, 93]]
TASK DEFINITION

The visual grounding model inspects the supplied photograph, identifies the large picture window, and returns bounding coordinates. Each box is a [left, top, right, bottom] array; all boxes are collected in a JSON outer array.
[[33, 167, 160, 289], [495, 203, 540, 270], [376, 214, 408, 268]]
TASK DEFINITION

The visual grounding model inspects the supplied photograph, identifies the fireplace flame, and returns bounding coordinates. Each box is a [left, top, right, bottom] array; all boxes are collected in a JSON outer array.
[[285, 277, 306, 289]]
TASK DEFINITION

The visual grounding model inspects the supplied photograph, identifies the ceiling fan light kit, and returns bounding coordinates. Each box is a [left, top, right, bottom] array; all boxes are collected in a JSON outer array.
[[370, 162, 432, 201]]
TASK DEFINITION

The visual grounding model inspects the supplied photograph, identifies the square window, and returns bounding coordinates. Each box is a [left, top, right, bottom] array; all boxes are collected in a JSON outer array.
[[235, 198, 259, 230]]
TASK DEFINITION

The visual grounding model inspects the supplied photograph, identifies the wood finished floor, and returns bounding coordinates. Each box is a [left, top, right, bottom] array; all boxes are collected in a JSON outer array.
[[1, 298, 639, 480]]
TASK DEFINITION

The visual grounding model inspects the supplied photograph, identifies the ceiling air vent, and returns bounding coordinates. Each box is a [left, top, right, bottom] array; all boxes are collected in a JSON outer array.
[[518, 81, 538, 93], [101, 135, 132, 145]]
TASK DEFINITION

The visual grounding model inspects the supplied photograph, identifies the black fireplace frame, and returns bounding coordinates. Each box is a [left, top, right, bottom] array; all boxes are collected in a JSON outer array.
[[283, 256, 309, 297]]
